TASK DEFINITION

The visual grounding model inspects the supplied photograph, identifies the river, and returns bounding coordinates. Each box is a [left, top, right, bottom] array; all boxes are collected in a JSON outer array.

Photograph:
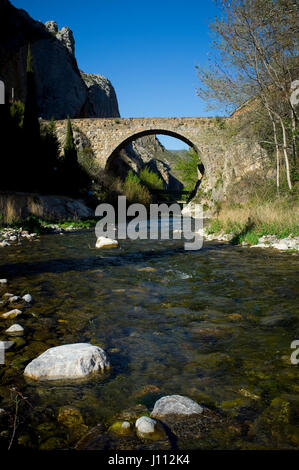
[[0, 224, 298, 450]]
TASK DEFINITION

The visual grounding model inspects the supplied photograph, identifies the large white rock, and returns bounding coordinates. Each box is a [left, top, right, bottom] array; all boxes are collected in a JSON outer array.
[[151, 395, 203, 418], [5, 324, 24, 336], [272, 242, 289, 250], [95, 236, 119, 249], [0, 279, 7, 285], [24, 343, 110, 381]]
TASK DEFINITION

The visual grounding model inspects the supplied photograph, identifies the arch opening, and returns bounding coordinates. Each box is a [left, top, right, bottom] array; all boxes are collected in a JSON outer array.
[[104, 129, 204, 203], [105, 128, 200, 173]]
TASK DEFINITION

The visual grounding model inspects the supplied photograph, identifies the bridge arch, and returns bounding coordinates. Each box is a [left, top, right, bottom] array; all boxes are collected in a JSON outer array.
[[105, 128, 200, 172]]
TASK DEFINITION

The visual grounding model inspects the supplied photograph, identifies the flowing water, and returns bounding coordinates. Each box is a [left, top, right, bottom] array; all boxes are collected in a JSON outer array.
[[0, 225, 298, 450]]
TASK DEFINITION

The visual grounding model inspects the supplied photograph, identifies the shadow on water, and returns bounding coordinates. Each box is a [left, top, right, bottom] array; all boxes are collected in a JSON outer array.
[[0, 243, 230, 278]]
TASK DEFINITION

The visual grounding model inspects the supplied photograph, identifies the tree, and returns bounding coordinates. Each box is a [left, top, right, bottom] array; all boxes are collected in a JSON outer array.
[[40, 119, 60, 192], [64, 117, 77, 164], [62, 117, 80, 195], [23, 44, 41, 189], [196, 0, 298, 191]]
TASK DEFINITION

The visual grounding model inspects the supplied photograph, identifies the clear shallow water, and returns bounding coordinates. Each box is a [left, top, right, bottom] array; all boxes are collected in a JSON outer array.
[[0, 228, 298, 449]]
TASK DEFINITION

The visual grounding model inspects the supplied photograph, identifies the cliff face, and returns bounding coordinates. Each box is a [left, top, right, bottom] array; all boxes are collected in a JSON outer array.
[[0, 0, 182, 190], [0, 0, 120, 119], [80, 72, 120, 118]]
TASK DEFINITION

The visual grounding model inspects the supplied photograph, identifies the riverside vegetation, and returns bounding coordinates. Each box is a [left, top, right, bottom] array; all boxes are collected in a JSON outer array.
[[191, 0, 299, 246]]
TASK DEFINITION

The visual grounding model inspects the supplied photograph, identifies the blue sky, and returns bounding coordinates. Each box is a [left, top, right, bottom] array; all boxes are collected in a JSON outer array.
[[11, 0, 221, 149]]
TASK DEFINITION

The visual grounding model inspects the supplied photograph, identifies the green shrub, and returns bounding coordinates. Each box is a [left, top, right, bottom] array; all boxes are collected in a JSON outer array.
[[124, 171, 152, 205], [175, 147, 202, 191], [125, 170, 141, 186], [12, 215, 46, 234], [139, 167, 164, 191], [206, 218, 223, 234], [9, 100, 24, 128]]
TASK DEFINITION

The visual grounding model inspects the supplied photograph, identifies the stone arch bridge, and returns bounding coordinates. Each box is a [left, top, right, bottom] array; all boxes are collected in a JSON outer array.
[[54, 116, 266, 202], [55, 117, 219, 174]]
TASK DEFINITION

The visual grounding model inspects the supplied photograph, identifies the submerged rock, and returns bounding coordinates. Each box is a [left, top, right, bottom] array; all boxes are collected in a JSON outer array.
[[109, 421, 132, 436], [24, 343, 110, 380], [136, 267, 157, 273], [151, 395, 203, 418], [95, 237, 119, 249], [57, 406, 84, 427], [116, 404, 150, 422]]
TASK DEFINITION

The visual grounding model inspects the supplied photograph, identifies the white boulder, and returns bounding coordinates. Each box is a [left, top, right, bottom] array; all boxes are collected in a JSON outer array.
[[0, 279, 7, 285], [24, 343, 110, 381], [135, 416, 166, 440], [95, 237, 119, 249], [135, 416, 157, 435], [5, 324, 24, 336], [22, 294, 33, 303], [151, 395, 203, 418]]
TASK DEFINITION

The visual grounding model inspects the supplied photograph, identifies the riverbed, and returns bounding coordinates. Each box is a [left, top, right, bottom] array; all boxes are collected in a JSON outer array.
[[0, 227, 298, 449]]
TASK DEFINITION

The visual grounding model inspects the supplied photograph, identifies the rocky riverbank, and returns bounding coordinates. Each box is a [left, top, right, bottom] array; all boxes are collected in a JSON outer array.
[[0, 223, 89, 248], [204, 230, 299, 251]]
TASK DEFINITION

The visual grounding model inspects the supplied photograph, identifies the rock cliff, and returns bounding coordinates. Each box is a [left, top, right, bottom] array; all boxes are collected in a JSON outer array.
[[0, 0, 182, 190], [0, 0, 120, 119], [80, 72, 120, 118]]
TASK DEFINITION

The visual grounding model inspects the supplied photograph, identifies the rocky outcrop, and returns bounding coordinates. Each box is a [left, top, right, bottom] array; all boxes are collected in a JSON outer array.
[[56, 26, 75, 56], [44, 20, 58, 34], [81, 72, 120, 118], [0, 0, 119, 119], [0, 191, 93, 223]]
